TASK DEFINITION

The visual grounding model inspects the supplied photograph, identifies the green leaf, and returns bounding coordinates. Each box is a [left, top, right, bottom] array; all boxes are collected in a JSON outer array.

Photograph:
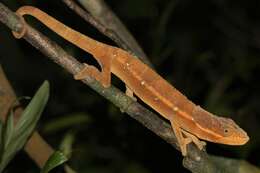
[[4, 113, 14, 149], [0, 121, 2, 141], [0, 121, 3, 160], [0, 81, 50, 172], [43, 113, 91, 133], [41, 151, 68, 173], [59, 132, 75, 158], [15, 81, 49, 132]]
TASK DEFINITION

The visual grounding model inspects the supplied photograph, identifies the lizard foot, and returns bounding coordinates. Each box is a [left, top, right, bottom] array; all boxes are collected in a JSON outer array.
[[74, 63, 111, 88], [125, 86, 137, 101], [182, 130, 206, 151], [170, 120, 206, 156]]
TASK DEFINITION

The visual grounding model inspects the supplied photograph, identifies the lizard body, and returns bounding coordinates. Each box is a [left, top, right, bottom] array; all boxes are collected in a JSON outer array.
[[12, 6, 249, 156]]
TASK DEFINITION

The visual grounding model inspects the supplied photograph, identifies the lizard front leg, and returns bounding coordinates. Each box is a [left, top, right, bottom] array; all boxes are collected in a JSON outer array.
[[170, 120, 205, 156], [181, 130, 206, 151], [170, 120, 192, 156]]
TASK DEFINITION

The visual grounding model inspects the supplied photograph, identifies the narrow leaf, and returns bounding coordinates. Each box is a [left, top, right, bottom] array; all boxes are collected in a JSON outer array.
[[41, 151, 68, 173], [15, 81, 49, 132], [0, 121, 3, 161], [0, 81, 50, 172], [0, 121, 2, 143], [3, 113, 14, 149], [59, 132, 75, 158], [43, 113, 90, 133]]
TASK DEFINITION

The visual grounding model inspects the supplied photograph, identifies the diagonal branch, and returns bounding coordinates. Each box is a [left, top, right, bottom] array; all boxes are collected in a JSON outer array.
[[0, 1, 180, 151], [61, 0, 135, 59], [62, 0, 153, 68], [0, 2, 257, 173], [75, 0, 152, 66]]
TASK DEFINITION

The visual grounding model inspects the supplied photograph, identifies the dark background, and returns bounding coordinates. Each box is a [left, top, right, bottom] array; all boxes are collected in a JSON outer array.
[[0, 0, 259, 172]]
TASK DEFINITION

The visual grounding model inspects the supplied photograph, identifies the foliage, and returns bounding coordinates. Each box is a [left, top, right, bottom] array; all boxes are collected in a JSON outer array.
[[0, 81, 49, 172], [41, 151, 68, 173]]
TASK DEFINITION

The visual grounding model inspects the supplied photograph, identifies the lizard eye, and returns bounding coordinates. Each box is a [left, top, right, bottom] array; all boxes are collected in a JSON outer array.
[[224, 129, 229, 134]]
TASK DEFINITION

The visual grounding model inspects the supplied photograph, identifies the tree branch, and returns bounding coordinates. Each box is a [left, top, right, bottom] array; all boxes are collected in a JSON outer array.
[[75, 0, 152, 66], [62, 0, 139, 61], [0, 2, 257, 173], [0, 1, 180, 150]]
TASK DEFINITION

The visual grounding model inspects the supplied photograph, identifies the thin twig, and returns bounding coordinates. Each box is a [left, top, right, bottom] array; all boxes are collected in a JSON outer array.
[[75, 0, 152, 67], [62, 0, 135, 58]]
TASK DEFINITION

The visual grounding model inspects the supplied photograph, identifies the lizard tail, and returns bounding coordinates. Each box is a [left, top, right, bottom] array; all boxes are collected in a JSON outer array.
[[12, 6, 107, 56]]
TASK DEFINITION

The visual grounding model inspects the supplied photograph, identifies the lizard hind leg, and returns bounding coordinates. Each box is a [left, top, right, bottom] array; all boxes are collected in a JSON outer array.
[[74, 52, 113, 88], [125, 86, 137, 101]]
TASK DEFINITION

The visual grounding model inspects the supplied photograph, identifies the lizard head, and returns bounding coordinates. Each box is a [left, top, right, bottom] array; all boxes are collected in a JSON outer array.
[[192, 106, 249, 145], [213, 117, 249, 145]]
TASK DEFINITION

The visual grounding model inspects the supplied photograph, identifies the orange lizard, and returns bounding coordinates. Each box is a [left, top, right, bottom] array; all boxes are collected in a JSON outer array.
[[12, 6, 249, 156]]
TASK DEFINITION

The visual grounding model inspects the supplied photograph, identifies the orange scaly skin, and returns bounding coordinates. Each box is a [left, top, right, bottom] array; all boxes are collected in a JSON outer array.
[[13, 6, 249, 156]]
